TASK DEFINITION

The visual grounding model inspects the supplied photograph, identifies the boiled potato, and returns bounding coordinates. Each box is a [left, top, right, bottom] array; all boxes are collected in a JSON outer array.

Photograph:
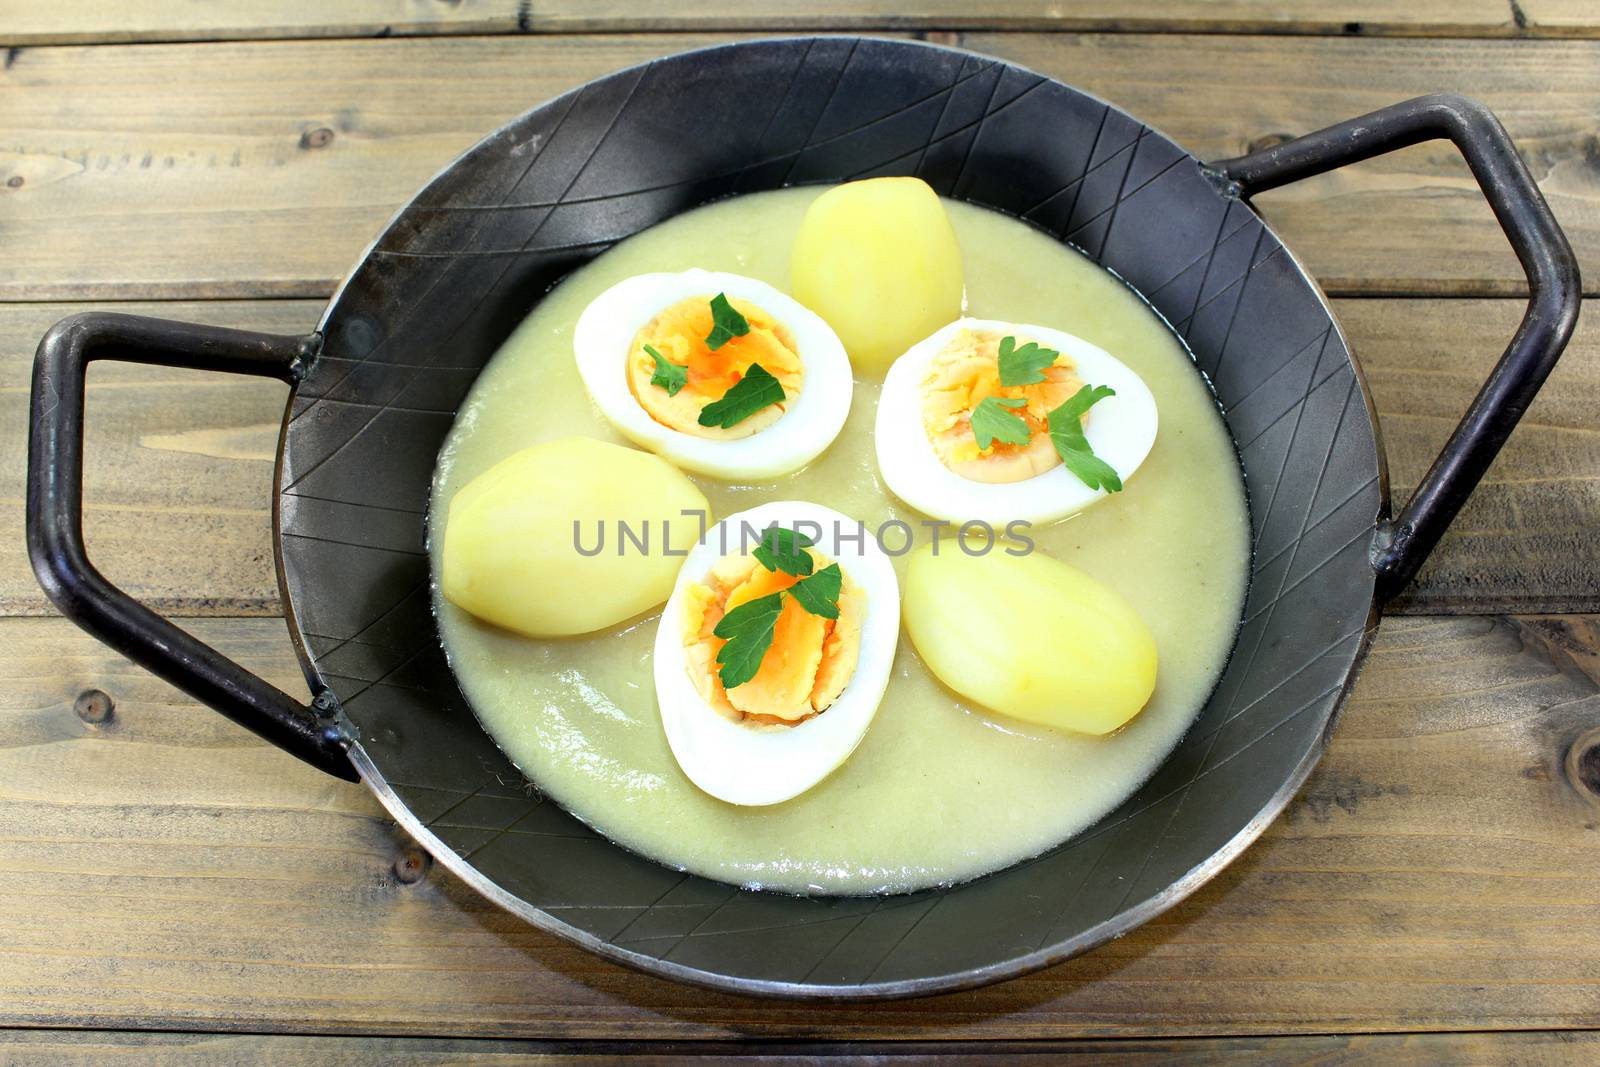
[[903, 544, 1157, 734], [441, 437, 709, 637], [790, 177, 963, 375]]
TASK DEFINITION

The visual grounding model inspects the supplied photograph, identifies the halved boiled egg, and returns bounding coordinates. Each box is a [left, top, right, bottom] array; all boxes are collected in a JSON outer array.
[[653, 501, 900, 806], [574, 269, 852, 480], [875, 318, 1158, 526]]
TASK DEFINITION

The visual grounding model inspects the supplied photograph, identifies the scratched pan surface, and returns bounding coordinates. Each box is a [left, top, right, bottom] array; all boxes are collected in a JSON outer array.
[[276, 37, 1382, 997]]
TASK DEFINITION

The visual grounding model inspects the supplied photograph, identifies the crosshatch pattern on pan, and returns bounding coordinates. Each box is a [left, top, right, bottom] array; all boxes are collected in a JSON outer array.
[[275, 36, 1382, 994]]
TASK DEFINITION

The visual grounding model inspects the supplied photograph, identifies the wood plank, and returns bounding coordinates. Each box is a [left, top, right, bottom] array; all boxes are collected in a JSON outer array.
[[1348, 298, 1600, 614], [1525, 1, 1600, 37], [2, 34, 1596, 300], [0, 612, 1596, 1038], [2, 0, 1585, 47], [974, 31, 1600, 298], [2, 1029, 1599, 1064], [0, 301, 319, 618], [3, 297, 1593, 618]]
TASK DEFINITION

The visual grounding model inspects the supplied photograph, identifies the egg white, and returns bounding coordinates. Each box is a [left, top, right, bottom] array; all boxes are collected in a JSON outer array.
[[653, 500, 900, 807], [875, 317, 1159, 526], [573, 269, 852, 480]]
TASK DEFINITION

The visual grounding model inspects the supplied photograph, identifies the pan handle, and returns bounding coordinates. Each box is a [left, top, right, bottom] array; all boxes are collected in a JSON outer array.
[[27, 312, 357, 781], [1209, 93, 1581, 603]]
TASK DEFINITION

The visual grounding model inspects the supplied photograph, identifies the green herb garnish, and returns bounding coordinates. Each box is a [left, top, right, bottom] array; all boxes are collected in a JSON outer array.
[[970, 395, 1032, 451], [753, 526, 815, 577], [697, 362, 785, 429], [704, 292, 751, 351], [644, 343, 687, 396], [712, 591, 785, 690], [997, 335, 1060, 387], [1047, 384, 1122, 492], [788, 563, 842, 620], [712, 550, 843, 690]]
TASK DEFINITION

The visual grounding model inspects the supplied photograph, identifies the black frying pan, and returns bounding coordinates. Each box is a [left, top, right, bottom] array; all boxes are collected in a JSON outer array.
[[26, 37, 1579, 998]]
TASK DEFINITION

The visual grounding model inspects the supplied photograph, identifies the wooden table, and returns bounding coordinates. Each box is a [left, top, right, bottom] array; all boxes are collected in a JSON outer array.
[[3, 4, 1598, 1062]]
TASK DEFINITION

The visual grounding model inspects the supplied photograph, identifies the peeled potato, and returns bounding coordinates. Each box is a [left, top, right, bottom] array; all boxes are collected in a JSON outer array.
[[790, 177, 963, 375], [904, 544, 1157, 734], [441, 437, 709, 637]]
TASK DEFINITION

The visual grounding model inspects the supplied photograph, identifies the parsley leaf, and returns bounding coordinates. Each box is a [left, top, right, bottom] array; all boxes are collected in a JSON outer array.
[[753, 526, 815, 577], [970, 395, 1032, 451], [788, 563, 842, 620], [712, 591, 785, 690], [997, 335, 1060, 387], [704, 292, 751, 351], [697, 362, 785, 429], [1046, 384, 1122, 492], [644, 343, 687, 396], [710, 560, 844, 690]]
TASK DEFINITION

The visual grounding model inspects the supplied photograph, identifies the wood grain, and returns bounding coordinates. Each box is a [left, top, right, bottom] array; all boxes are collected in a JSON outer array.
[[1349, 298, 1600, 614], [0, 301, 314, 618], [2, 1029, 1598, 1064], [3, 3, 1596, 1051], [3, 34, 1597, 300], [0, 612, 1596, 1038], [4, 0, 1593, 46], [4, 298, 1593, 618]]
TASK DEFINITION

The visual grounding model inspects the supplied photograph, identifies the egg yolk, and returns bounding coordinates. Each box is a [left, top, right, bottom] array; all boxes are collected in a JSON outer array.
[[628, 295, 805, 440], [920, 328, 1086, 483], [681, 549, 865, 725]]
